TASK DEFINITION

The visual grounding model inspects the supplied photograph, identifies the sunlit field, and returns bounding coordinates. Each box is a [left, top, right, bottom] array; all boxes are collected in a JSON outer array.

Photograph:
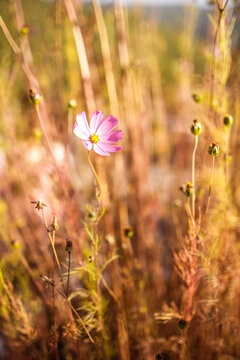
[[1, 0, 240, 358]]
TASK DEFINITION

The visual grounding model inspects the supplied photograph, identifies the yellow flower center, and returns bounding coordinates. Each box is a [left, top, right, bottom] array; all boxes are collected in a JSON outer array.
[[90, 134, 99, 143]]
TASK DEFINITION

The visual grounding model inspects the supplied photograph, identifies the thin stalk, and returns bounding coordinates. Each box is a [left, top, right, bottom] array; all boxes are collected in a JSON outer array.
[[51, 230, 58, 360], [87, 151, 103, 201], [192, 135, 198, 222], [204, 156, 215, 216], [41, 208, 67, 295]]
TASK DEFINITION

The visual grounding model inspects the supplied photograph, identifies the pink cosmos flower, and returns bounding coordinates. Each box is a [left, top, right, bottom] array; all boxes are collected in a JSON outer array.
[[73, 111, 123, 156]]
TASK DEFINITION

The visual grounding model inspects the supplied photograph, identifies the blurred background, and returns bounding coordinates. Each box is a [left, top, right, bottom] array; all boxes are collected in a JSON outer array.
[[1, 0, 240, 359]]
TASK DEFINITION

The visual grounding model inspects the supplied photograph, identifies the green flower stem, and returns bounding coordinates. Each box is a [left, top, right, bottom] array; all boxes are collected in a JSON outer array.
[[87, 151, 103, 201], [192, 135, 198, 222]]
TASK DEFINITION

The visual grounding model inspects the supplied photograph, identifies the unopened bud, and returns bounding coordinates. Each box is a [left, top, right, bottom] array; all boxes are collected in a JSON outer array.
[[192, 92, 203, 104], [208, 142, 220, 156], [29, 89, 42, 106], [51, 215, 59, 231], [68, 99, 77, 109], [10, 239, 20, 249], [20, 24, 29, 36], [190, 119, 203, 136], [123, 226, 133, 239], [65, 238, 73, 253], [223, 114, 233, 128], [179, 182, 193, 197], [33, 128, 42, 139], [178, 319, 188, 330], [155, 353, 168, 360]]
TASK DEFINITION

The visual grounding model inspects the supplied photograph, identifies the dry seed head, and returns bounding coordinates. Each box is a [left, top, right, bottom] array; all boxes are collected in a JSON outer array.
[[31, 200, 47, 211], [190, 119, 203, 136]]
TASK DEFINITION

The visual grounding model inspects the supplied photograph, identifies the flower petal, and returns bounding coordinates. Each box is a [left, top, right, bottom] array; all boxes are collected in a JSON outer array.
[[100, 130, 123, 144], [90, 111, 104, 134], [82, 141, 93, 151], [73, 123, 90, 140], [76, 112, 91, 138], [97, 143, 122, 153], [96, 115, 118, 136], [93, 143, 110, 156]]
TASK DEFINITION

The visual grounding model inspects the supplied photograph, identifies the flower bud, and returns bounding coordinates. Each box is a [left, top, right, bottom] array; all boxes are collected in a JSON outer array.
[[192, 92, 203, 104], [179, 182, 193, 198], [124, 226, 133, 239], [190, 119, 203, 136], [33, 128, 42, 139], [155, 353, 168, 360], [65, 238, 73, 253], [178, 319, 188, 330], [68, 99, 77, 109], [51, 215, 59, 231], [10, 239, 20, 249], [208, 142, 220, 156], [20, 24, 29, 36], [29, 89, 42, 106], [223, 114, 233, 128]]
